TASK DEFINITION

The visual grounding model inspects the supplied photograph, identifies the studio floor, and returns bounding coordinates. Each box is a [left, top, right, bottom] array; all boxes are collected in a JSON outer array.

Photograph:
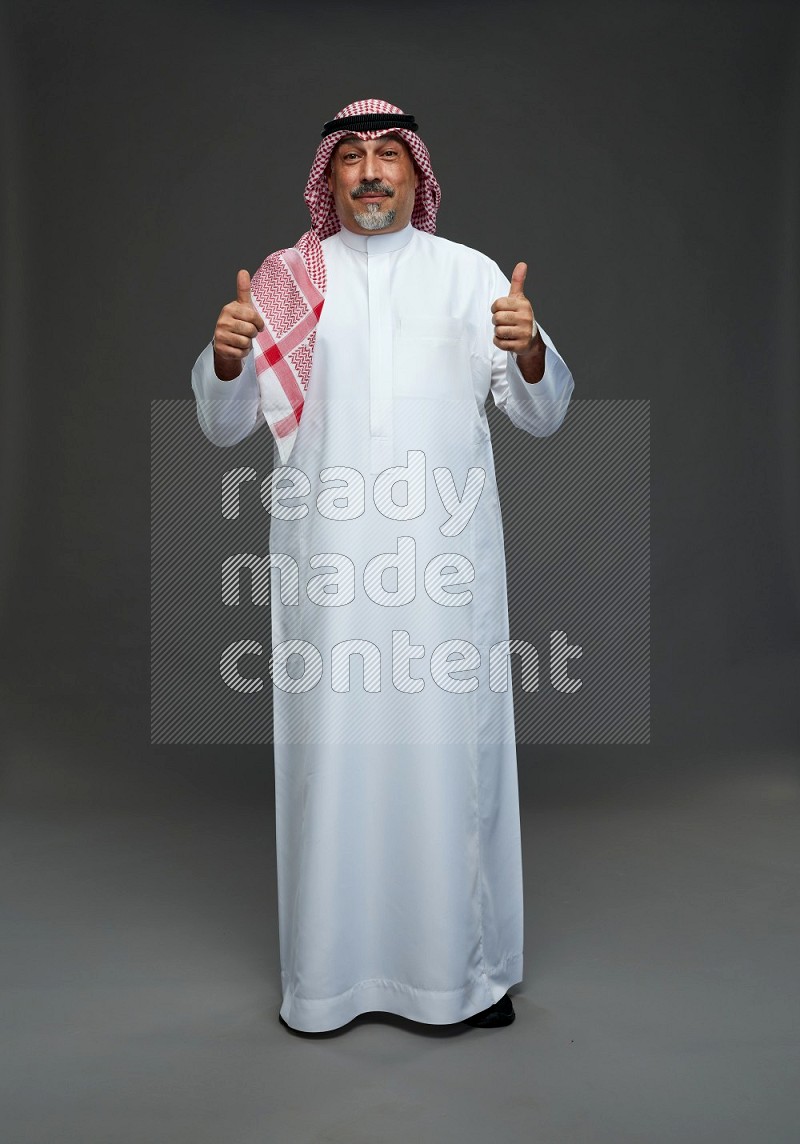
[[2, 705, 798, 1144]]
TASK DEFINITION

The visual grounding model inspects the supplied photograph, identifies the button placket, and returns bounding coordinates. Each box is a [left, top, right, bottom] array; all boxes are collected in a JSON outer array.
[[367, 248, 394, 475]]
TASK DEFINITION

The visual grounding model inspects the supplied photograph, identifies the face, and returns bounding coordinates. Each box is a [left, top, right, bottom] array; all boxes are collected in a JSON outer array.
[[327, 134, 419, 235]]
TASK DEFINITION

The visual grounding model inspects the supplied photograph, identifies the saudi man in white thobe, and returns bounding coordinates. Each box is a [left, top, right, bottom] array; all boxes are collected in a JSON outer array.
[[191, 99, 575, 1033]]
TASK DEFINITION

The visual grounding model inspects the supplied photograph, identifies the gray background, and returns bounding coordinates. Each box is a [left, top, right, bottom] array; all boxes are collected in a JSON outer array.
[[1, 1, 799, 1141]]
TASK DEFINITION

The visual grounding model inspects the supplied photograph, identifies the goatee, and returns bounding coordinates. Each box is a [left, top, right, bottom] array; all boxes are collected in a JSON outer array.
[[353, 203, 398, 231]]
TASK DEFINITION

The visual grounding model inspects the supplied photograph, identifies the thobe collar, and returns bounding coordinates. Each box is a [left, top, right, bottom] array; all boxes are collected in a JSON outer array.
[[335, 222, 414, 255]]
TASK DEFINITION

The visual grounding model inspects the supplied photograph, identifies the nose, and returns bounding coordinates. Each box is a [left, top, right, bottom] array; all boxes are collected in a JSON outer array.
[[363, 150, 381, 182]]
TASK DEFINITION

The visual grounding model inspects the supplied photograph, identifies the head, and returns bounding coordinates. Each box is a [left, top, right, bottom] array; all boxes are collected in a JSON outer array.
[[303, 98, 441, 240], [326, 133, 419, 235]]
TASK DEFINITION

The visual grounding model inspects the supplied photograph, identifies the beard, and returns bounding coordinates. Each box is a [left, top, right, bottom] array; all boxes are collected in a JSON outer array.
[[352, 201, 398, 231]]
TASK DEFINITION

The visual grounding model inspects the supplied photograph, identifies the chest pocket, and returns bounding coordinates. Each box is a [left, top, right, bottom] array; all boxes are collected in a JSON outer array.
[[393, 316, 473, 401]]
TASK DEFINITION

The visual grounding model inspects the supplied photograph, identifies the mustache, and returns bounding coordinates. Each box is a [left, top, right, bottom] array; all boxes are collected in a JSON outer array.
[[351, 181, 395, 199]]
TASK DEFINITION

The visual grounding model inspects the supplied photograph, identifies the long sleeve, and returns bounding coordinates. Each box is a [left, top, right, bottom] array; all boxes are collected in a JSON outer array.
[[190, 341, 265, 447], [488, 266, 575, 437]]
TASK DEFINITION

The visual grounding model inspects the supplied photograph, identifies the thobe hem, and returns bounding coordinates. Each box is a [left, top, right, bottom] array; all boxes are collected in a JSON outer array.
[[278, 952, 523, 1032]]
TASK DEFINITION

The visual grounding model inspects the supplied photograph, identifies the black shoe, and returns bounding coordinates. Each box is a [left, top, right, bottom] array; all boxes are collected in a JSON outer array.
[[463, 993, 515, 1028]]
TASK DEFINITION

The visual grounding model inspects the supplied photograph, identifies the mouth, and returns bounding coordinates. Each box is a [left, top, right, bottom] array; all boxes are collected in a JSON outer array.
[[353, 189, 394, 202]]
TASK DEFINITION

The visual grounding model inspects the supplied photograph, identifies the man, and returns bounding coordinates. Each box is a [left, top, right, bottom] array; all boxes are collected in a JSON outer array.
[[191, 99, 575, 1033]]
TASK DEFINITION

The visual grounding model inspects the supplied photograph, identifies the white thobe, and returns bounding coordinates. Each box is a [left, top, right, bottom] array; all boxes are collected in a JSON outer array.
[[192, 222, 575, 1031]]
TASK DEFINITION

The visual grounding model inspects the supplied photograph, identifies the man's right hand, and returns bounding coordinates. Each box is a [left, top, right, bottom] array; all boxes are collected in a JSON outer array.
[[213, 270, 265, 381]]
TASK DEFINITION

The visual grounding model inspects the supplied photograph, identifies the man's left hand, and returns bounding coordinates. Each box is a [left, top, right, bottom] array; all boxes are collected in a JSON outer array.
[[491, 262, 545, 381], [491, 261, 540, 354]]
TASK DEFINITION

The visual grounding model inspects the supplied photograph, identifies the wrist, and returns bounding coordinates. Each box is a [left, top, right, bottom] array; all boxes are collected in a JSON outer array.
[[212, 337, 243, 382], [515, 333, 545, 383]]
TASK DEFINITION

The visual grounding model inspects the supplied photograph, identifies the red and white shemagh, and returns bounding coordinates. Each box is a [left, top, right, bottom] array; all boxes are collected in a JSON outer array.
[[249, 99, 441, 463]]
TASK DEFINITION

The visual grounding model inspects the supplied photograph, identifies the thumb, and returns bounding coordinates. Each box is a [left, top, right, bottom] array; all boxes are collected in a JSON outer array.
[[236, 269, 252, 305], [509, 261, 527, 297]]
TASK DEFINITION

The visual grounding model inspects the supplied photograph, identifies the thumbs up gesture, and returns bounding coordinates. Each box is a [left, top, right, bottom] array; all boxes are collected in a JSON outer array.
[[490, 262, 540, 357], [213, 269, 265, 380]]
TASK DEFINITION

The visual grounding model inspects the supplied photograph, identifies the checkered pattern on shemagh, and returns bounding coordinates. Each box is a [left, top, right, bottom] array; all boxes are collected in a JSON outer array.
[[249, 99, 441, 465]]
